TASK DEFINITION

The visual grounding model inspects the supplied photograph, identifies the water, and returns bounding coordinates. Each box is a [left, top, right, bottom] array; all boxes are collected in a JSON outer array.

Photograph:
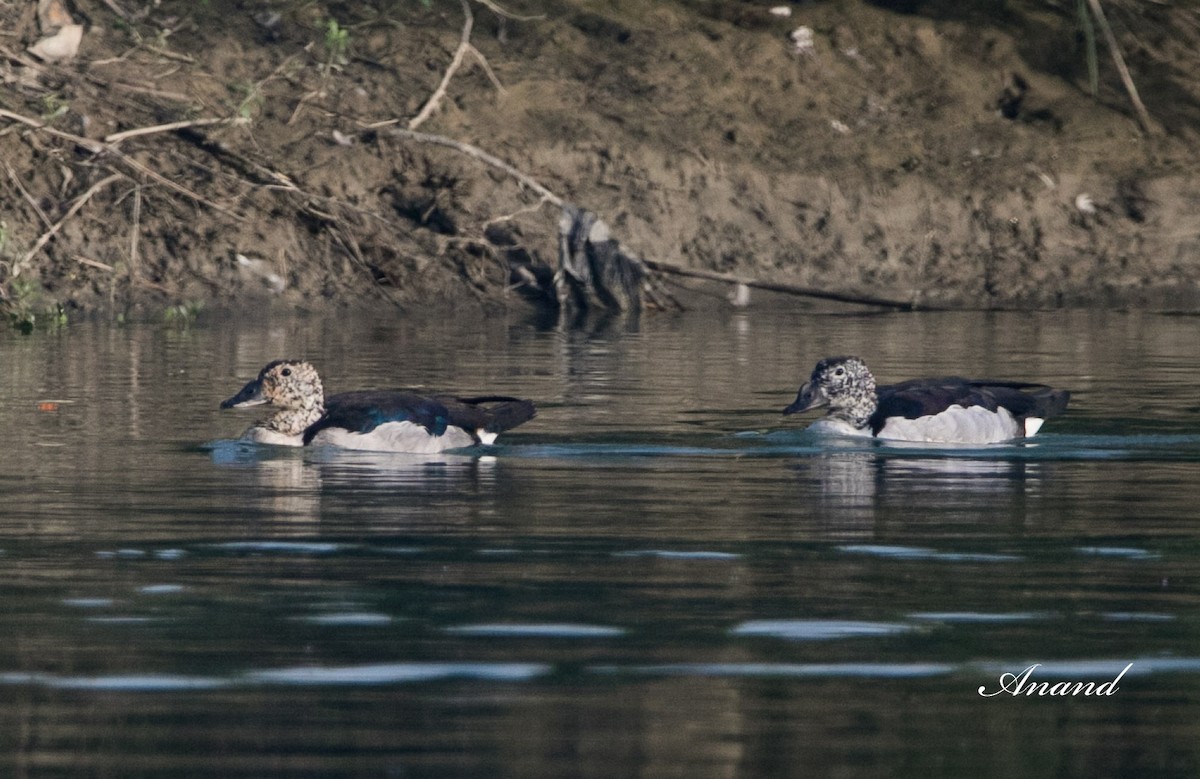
[[1, 308, 1199, 777]]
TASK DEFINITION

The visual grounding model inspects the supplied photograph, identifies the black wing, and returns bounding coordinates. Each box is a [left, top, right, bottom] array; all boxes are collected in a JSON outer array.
[[301, 391, 537, 445], [871, 377, 1069, 434], [302, 391, 452, 444]]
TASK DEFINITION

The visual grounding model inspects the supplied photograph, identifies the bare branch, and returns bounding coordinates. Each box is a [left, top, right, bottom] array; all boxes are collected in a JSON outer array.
[[409, 0, 476, 130], [642, 259, 926, 310], [472, 0, 545, 22], [1084, 0, 1157, 136], [105, 117, 249, 145], [0, 107, 244, 219], [2, 159, 53, 229], [484, 193, 553, 229], [387, 128, 564, 207], [468, 44, 506, 94], [15, 174, 124, 278]]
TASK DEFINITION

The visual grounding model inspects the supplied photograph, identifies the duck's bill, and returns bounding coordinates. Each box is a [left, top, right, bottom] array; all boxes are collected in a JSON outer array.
[[221, 379, 266, 409], [782, 382, 825, 416]]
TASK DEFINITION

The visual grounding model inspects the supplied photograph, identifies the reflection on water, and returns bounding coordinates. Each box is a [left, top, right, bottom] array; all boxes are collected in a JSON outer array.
[[0, 309, 1198, 776]]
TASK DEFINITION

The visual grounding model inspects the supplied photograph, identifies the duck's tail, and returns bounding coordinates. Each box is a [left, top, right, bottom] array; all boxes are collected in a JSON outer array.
[[440, 395, 538, 435]]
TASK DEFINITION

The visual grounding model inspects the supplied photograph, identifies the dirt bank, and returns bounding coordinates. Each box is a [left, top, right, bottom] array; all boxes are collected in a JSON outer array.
[[2, 0, 1200, 321]]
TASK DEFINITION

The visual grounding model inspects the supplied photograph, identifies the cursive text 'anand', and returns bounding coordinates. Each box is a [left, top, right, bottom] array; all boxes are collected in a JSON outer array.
[[978, 663, 1133, 697]]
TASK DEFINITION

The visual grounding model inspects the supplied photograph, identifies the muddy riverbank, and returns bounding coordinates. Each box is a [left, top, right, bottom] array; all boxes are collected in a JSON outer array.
[[2, 0, 1199, 321]]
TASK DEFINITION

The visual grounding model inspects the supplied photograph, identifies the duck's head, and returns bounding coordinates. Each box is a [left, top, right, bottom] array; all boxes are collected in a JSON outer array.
[[783, 356, 877, 427], [222, 359, 325, 412]]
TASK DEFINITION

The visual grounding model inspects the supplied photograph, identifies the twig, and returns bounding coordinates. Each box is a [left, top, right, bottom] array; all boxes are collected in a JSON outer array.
[[105, 117, 249, 145], [386, 128, 563, 207], [409, 0, 476, 130], [472, 0, 545, 21], [1084, 0, 1156, 136], [254, 43, 314, 92], [117, 150, 242, 219], [469, 45, 506, 94], [129, 186, 142, 283], [0, 108, 103, 153], [145, 44, 194, 64], [73, 255, 116, 272], [483, 193, 552, 229], [328, 226, 402, 306], [2, 159, 53, 229], [0, 108, 245, 219], [14, 174, 124, 278], [100, 0, 133, 22], [642, 259, 924, 310], [1, 106, 244, 218], [97, 80, 193, 103]]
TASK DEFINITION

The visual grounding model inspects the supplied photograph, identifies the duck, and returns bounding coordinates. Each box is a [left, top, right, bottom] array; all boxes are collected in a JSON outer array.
[[782, 356, 1069, 443], [221, 360, 536, 453]]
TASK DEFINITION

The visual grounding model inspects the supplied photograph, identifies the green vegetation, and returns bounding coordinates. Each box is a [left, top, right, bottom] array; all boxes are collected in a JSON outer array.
[[4, 278, 66, 334], [163, 301, 204, 327], [39, 93, 69, 122], [324, 19, 349, 70]]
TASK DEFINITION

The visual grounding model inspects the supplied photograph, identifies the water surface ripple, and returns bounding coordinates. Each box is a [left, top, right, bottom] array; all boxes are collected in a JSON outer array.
[[1, 310, 1198, 776]]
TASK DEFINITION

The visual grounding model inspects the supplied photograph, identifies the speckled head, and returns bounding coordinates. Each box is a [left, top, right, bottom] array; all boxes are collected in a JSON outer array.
[[783, 356, 878, 429], [221, 360, 327, 439], [222, 360, 324, 410]]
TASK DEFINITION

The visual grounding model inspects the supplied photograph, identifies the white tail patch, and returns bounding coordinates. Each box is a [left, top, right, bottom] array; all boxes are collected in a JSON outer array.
[[477, 429, 499, 445], [1024, 417, 1045, 437]]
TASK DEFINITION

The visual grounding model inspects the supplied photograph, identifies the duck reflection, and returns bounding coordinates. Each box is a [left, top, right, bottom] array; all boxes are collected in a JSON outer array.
[[207, 440, 323, 529], [309, 446, 496, 491], [790, 446, 1043, 537], [208, 440, 504, 532]]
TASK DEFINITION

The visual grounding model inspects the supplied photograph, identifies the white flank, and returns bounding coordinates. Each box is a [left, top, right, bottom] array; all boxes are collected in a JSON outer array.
[[312, 421, 476, 453], [1024, 417, 1045, 437], [877, 405, 1020, 444], [476, 430, 499, 445]]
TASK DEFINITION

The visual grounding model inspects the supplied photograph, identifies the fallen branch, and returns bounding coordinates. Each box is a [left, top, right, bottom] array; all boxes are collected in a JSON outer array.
[[0, 108, 242, 218], [0, 107, 103, 152], [1084, 0, 1156, 136], [386, 127, 912, 309], [643, 259, 925, 310], [105, 117, 249, 145], [14, 173, 124, 279], [386, 127, 564, 207], [2, 159, 53, 229]]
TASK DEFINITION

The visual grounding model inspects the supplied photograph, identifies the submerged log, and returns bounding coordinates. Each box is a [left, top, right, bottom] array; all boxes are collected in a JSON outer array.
[[555, 205, 646, 314]]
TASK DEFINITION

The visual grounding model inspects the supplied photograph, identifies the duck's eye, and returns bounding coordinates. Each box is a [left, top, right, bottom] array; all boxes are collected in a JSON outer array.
[[281, 368, 292, 377], [833, 367, 845, 377]]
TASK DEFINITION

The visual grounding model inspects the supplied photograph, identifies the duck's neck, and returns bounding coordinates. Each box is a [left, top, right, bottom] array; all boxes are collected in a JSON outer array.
[[260, 400, 326, 437], [831, 390, 878, 430]]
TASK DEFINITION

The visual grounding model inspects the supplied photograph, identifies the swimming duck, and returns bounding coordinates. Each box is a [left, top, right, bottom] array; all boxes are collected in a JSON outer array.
[[221, 360, 536, 452], [783, 356, 1069, 443]]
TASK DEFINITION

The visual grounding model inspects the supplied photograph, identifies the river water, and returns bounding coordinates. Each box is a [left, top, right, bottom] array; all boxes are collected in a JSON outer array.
[[0, 307, 1197, 777]]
